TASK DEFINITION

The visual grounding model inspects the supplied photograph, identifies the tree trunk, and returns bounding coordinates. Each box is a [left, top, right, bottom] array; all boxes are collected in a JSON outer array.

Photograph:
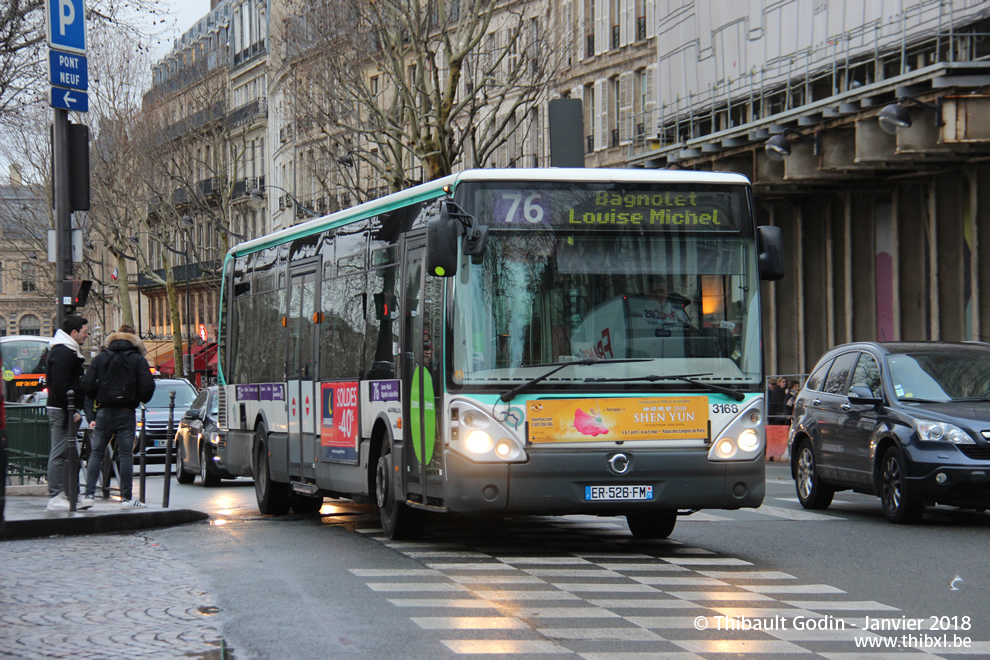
[[164, 257, 185, 380], [116, 253, 135, 330]]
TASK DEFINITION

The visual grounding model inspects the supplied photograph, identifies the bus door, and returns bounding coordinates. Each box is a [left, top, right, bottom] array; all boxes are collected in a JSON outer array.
[[399, 232, 444, 506], [286, 262, 321, 483]]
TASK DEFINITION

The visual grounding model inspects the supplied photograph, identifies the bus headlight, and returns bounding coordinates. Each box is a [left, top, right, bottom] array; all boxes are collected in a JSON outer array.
[[714, 438, 737, 459], [494, 439, 522, 460], [708, 398, 765, 462], [465, 430, 494, 454], [737, 429, 759, 452], [449, 401, 528, 463]]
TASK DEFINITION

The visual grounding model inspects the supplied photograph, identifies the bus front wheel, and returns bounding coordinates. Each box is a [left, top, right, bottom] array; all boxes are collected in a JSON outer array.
[[375, 446, 425, 540], [254, 431, 290, 516], [626, 511, 677, 539]]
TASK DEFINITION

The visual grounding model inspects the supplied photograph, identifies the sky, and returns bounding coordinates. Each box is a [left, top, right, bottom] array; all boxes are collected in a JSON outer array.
[[153, 0, 214, 60]]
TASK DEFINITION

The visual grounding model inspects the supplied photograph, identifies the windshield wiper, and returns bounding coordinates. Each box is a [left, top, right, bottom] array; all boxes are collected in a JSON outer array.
[[949, 397, 990, 402], [584, 373, 745, 401], [499, 358, 651, 403], [897, 397, 948, 403]]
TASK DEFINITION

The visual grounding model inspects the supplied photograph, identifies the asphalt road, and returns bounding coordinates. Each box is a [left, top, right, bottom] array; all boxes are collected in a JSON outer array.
[[7, 465, 989, 659]]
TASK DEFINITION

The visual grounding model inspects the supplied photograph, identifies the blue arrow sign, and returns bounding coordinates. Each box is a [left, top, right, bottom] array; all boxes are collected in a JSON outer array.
[[48, 50, 88, 91], [45, 0, 86, 54], [50, 87, 89, 113]]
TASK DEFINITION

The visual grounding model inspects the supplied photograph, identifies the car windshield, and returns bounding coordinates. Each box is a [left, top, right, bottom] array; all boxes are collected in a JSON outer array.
[[886, 349, 990, 402], [146, 382, 198, 409]]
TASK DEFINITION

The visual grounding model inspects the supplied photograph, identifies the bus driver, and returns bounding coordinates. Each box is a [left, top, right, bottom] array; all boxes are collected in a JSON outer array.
[[645, 275, 692, 328]]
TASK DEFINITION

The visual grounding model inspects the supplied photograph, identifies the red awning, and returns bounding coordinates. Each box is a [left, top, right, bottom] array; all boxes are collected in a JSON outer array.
[[157, 343, 218, 375]]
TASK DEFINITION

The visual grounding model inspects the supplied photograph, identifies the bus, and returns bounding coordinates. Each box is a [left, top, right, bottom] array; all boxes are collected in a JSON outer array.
[[216, 169, 784, 539], [1, 335, 50, 404]]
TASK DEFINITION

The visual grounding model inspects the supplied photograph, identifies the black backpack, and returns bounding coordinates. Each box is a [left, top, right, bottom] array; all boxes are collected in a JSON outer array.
[[98, 350, 137, 407]]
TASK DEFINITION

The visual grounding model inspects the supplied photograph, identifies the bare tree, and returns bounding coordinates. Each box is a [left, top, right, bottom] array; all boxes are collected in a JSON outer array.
[[134, 55, 260, 377], [0, 0, 168, 119], [83, 23, 156, 339], [279, 0, 561, 201]]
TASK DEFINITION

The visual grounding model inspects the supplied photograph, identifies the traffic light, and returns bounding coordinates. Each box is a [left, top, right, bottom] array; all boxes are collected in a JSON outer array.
[[60, 279, 92, 314], [373, 292, 396, 321]]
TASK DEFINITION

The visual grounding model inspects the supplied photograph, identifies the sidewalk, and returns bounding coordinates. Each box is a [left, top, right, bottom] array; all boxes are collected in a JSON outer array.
[[1, 484, 209, 540]]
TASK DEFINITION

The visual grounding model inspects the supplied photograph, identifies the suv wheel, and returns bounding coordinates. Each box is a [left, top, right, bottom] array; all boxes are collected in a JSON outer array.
[[795, 441, 834, 509], [881, 446, 924, 524]]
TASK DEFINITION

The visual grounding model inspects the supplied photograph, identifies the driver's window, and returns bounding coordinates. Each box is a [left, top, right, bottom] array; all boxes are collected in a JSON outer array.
[[850, 353, 883, 398], [190, 390, 208, 415]]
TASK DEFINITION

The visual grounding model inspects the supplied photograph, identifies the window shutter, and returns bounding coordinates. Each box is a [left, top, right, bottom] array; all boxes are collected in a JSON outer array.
[[645, 64, 657, 138], [620, 0, 631, 47], [562, 0, 574, 64], [595, 0, 608, 56], [594, 78, 607, 151], [577, 0, 586, 60], [646, 0, 656, 38], [619, 72, 633, 145]]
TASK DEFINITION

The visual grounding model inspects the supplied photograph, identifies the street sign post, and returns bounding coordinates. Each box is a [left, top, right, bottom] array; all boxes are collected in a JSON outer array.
[[48, 50, 88, 91], [49, 87, 89, 113], [45, 0, 86, 327], [45, 0, 87, 54]]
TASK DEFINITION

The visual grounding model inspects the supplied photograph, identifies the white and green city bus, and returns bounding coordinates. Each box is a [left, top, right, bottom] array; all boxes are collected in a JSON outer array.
[[215, 169, 784, 539]]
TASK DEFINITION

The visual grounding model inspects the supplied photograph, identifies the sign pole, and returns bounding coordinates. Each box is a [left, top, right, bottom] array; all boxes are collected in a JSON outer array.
[[54, 107, 72, 327]]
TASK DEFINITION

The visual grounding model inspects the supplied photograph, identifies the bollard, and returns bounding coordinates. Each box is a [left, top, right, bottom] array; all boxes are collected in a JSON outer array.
[[66, 389, 79, 511], [138, 404, 147, 503], [163, 390, 175, 508]]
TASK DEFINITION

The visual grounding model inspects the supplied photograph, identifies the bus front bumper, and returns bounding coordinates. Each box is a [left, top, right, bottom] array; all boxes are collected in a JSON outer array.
[[441, 448, 765, 515]]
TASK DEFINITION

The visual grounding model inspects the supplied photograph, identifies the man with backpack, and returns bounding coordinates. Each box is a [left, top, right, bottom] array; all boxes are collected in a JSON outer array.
[[79, 324, 156, 508]]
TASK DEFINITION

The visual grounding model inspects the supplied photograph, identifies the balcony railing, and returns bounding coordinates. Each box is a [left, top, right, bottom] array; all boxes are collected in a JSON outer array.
[[637, 16, 647, 41]]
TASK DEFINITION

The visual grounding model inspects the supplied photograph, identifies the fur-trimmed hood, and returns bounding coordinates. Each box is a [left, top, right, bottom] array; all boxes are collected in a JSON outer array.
[[105, 331, 147, 356]]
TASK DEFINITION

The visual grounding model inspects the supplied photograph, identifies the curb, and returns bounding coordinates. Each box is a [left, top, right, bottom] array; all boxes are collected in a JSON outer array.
[[0, 509, 210, 541], [6, 485, 49, 496]]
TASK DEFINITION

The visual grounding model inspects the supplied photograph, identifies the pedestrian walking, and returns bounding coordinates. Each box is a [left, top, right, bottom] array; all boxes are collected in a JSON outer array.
[[44, 315, 90, 511], [78, 324, 155, 509]]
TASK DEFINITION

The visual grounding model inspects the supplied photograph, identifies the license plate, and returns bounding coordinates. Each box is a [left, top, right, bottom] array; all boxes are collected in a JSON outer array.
[[155, 439, 166, 448], [585, 485, 653, 501]]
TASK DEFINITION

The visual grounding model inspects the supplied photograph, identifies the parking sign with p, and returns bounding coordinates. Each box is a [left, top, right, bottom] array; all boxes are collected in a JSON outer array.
[[45, 0, 86, 54]]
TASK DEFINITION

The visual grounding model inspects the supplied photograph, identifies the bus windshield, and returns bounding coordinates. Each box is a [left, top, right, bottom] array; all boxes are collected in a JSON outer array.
[[451, 182, 761, 391]]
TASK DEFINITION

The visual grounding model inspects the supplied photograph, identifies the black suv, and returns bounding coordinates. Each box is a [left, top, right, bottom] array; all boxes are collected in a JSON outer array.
[[789, 342, 990, 523], [136, 378, 199, 465]]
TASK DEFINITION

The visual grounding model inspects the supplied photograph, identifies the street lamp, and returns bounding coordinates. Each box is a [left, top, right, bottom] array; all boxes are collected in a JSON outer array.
[[877, 96, 943, 135], [764, 128, 821, 161], [249, 184, 319, 218], [128, 223, 194, 382]]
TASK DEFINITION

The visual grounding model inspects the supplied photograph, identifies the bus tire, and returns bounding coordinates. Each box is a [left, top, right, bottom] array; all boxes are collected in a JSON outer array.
[[254, 431, 290, 516], [291, 493, 324, 514], [175, 444, 194, 484], [375, 445, 425, 540], [626, 511, 677, 539]]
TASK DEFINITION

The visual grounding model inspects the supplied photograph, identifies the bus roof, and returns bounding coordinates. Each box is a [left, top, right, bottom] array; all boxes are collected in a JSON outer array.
[[226, 168, 752, 259], [0, 335, 49, 344]]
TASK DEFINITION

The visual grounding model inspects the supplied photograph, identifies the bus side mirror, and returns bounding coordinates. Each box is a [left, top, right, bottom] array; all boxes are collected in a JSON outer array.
[[426, 202, 460, 277], [757, 225, 785, 281]]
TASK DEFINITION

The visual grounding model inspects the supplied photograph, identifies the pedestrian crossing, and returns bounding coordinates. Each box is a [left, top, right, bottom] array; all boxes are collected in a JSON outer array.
[[352, 512, 990, 657]]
